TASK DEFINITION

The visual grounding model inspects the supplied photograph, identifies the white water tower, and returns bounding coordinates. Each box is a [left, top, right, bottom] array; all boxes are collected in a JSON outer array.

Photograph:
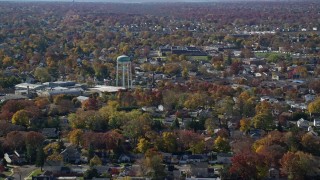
[[116, 55, 132, 88]]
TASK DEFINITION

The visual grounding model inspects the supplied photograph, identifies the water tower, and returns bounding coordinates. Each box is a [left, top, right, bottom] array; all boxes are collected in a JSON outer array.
[[116, 55, 132, 88]]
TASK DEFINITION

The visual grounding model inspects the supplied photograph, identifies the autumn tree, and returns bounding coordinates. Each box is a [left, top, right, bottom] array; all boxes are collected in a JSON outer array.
[[252, 112, 274, 131], [12, 110, 31, 127], [214, 136, 231, 153], [230, 150, 268, 180], [240, 118, 251, 133], [308, 98, 320, 114], [34, 67, 51, 83], [69, 129, 84, 147], [139, 149, 166, 180], [159, 132, 177, 153], [137, 138, 151, 153], [280, 151, 319, 180]]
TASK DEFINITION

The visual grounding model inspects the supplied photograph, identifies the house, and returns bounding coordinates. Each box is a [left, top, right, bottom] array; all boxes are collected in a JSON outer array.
[[297, 118, 309, 129], [268, 168, 280, 180], [189, 162, 209, 178], [4, 151, 26, 165], [216, 153, 232, 164], [314, 119, 320, 127], [60, 145, 81, 164], [118, 154, 131, 163], [43, 160, 63, 173], [187, 155, 207, 163], [272, 72, 285, 81], [177, 162, 209, 179], [42, 128, 59, 138], [304, 94, 316, 102]]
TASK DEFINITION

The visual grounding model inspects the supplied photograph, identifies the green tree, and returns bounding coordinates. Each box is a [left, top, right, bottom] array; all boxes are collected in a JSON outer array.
[[252, 112, 274, 130], [34, 67, 51, 83], [36, 146, 45, 170], [26, 144, 36, 163], [84, 168, 99, 179], [214, 136, 231, 153]]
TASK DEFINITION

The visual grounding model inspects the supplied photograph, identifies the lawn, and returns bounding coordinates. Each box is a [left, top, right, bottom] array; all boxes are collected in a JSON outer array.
[[255, 52, 283, 58]]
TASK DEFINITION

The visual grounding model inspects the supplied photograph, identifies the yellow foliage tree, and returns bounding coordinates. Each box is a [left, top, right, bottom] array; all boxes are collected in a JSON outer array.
[[69, 129, 84, 147], [240, 118, 251, 133], [12, 110, 30, 127], [214, 136, 231, 153], [308, 98, 320, 114]]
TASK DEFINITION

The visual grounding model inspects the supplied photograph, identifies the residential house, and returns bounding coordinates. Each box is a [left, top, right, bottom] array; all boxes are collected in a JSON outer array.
[[189, 162, 209, 178], [187, 155, 207, 163], [314, 119, 320, 127], [42, 128, 59, 138], [118, 154, 131, 163], [60, 146, 81, 164], [4, 151, 26, 165], [268, 168, 280, 180], [43, 160, 63, 173], [272, 72, 286, 81], [216, 153, 233, 164], [297, 118, 309, 129], [305, 94, 316, 102]]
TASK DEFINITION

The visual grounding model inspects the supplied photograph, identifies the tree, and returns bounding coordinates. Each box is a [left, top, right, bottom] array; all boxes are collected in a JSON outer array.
[[214, 136, 231, 153], [252, 112, 274, 131], [69, 129, 84, 147], [26, 144, 36, 163], [90, 155, 102, 167], [35, 146, 45, 170], [137, 138, 151, 153], [5, 131, 25, 151], [142, 149, 166, 180], [301, 133, 320, 156], [34, 67, 51, 83], [255, 101, 272, 114], [184, 92, 211, 109], [26, 131, 45, 147], [11, 110, 31, 127], [308, 98, 320, 114], [84, 168, 99, 179], [280, 151, 318, 180], [82, 97, 99, 110], [240, 118, 251, 133], [122, 111, 151, 143], [230, 150, 267, 180], [161, 132, 177, 153], [46, 152, 63, 161]]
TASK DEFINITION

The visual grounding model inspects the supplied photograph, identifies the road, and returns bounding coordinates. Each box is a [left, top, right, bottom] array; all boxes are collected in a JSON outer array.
[[11, 165, 37, 180]]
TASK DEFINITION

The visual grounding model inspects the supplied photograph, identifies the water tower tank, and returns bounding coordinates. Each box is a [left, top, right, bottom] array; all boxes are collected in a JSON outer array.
[[117, 55, 130, 63]]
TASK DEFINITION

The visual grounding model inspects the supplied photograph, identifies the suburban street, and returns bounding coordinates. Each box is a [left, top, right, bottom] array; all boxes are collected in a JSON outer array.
[[11, 165, 37, 180]]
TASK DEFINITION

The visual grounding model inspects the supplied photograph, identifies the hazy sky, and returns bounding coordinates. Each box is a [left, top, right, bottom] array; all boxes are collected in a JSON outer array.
[[0, 0, 263, 2]]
